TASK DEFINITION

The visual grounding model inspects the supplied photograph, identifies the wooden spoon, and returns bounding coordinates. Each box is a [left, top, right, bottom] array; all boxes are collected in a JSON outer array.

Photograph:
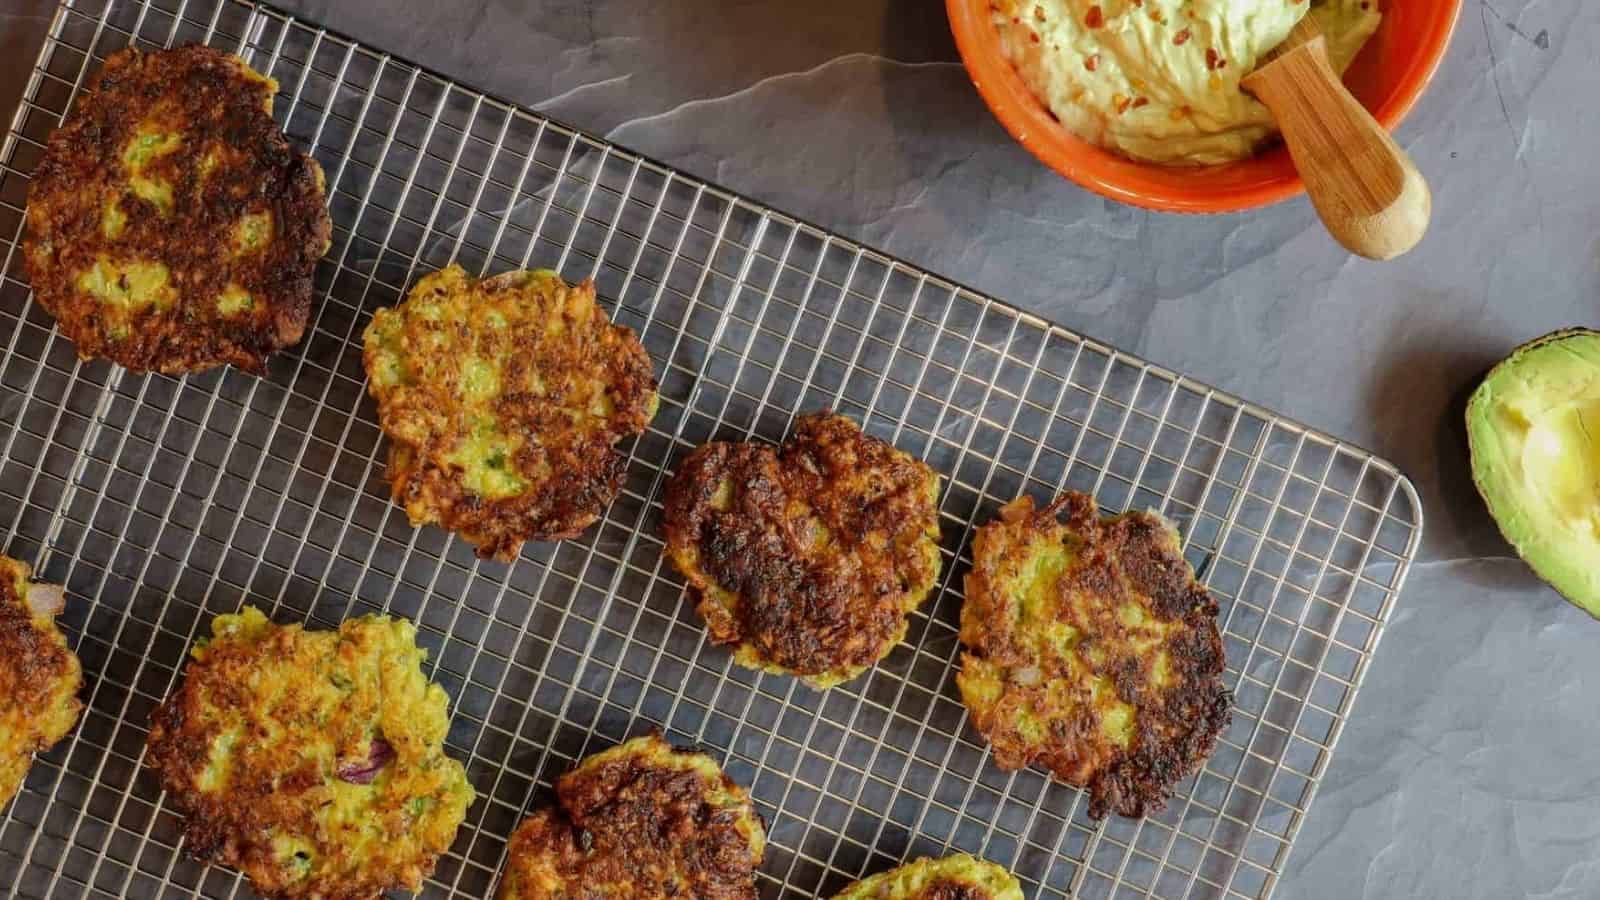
[[1242, 16, 1431, 260]]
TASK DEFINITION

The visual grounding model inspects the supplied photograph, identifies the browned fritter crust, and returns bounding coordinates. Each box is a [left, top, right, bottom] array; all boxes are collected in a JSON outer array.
[[0, 557, 83, 807], [144, 609, 472, 900], [363, 266, 658, 560], [661, 412, 942, 688], [24, 44, 330, 374], [498, 735, 765, 899], [959, 493, 1230, 818], [831, 854, 1022, 899]]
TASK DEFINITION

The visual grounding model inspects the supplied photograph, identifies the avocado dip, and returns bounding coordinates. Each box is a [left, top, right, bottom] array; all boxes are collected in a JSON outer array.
[[992, 0, 1382, 165]]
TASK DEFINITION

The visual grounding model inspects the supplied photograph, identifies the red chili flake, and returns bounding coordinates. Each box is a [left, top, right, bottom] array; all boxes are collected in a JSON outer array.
[[1085, 5, 1104, 28], [1205, 47, 1226, 70], [1131, 97, 1149, 109], [1173, 28, 1191, 46], [1084, 53, 1100, 72], [1114, 94, 1131, 114]]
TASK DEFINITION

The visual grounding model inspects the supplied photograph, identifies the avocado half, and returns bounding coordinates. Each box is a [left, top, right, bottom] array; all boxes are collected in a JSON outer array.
[[1467, 328, 1600, 615]]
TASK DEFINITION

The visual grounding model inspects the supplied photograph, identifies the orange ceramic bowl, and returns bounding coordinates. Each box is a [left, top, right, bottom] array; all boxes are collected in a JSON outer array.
[[947, 0, 1461, 212]]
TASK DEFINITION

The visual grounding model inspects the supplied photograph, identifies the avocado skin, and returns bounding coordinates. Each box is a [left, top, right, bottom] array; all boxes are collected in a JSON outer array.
[[1466, 327, 1600, 617], [1489, 328, 1600, 358]]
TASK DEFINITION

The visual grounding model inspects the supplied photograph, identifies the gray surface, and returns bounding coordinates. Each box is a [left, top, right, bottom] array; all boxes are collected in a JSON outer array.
[[0, 1, 1592, 897]]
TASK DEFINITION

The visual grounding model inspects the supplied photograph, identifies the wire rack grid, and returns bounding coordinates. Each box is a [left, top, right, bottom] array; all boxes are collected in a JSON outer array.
[[0, 1, 1422, 898]]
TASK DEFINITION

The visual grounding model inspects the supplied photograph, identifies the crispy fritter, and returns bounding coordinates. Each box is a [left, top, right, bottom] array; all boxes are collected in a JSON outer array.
[[832, 854, 1023, 900], [0, 556, 82, 808], [24, 44, 330, 374], [497, 734, 765, 900], [145, 608, 474, 900], [364, 265, 658, 560], [661, 412, 942, 688], [958, 493, 1230, 819]]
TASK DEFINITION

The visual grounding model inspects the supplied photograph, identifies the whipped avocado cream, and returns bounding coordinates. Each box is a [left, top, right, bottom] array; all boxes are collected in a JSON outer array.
[[993, 0, 1381, 165]]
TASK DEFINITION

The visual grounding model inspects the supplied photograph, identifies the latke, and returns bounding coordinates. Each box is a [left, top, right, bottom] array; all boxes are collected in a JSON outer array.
[[497, 734, 765, 900], [145, 607, 474, 899], [363, 265, 658, 560], [0, 556, 82, 808], [662, 412, 942, 688], [958, 493, 1230, 818], [832, 854, 1023, 900], [24, 44, 331, 373]]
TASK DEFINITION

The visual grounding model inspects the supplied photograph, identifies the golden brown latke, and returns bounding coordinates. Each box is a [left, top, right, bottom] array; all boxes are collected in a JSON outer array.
[[24, 44, 330, 374], [661, 412, 942, 688], [145, 608, 474, 900], [0, 556, 82, 808], [497, 734, 765, 900], [831, 854, 1023, 900], [363, 265, 658, 560], [958, 493, 1230, 819]]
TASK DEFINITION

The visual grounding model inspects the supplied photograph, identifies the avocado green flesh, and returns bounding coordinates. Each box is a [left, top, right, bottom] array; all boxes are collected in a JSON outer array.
[[217, 284, 253, 316], [1468, 329, 1600, 614], [76, 257, 175, 314], [235, 211, 272, 253]]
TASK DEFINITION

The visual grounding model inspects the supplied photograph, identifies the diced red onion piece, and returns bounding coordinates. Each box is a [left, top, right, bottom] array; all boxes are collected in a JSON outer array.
[[337, 738, 395, 785]]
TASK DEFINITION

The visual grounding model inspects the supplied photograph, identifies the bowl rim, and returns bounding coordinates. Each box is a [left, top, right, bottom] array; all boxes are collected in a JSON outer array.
[[946, 0, 1464, 213]]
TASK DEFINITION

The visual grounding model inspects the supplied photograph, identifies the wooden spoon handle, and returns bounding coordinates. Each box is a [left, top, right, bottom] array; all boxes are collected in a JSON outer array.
[[1243, 36, 1431, 260]]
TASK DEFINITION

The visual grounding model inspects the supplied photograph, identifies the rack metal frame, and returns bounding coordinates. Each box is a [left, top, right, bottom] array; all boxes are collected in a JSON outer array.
[[0, 2, 1421, 897]]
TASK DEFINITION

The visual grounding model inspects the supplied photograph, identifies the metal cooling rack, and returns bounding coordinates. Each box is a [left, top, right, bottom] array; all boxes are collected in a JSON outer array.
[[0, 1, 1422, 898]]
